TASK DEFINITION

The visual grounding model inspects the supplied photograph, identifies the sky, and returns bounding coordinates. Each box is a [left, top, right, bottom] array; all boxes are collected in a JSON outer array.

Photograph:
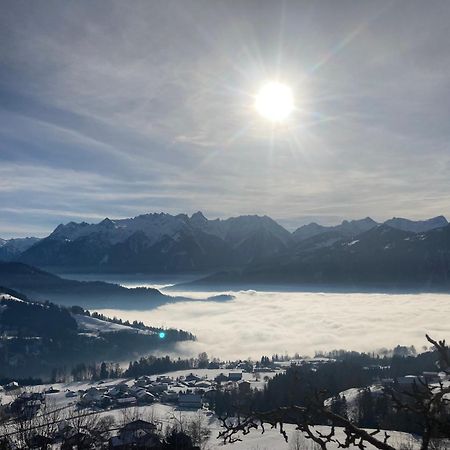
[[1, 0, 450, 238]]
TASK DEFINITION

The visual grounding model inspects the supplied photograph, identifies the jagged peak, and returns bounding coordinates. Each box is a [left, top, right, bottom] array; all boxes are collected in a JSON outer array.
[[99, 217, 115, 227], [190, 211, 208, 222]]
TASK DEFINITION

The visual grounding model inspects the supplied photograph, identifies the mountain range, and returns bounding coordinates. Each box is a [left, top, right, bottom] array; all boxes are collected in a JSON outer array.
[[1, 212, 449, 288], [0, 237, 40, 261], [188, 223, 450, 290], [13, 212, 293, 273]]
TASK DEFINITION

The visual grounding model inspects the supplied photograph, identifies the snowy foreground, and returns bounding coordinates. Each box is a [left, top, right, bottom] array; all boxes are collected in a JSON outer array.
[[0, 370, 421, 450]]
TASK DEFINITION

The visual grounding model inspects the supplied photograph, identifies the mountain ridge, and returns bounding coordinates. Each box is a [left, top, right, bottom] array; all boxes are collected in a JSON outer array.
[[2, 212, 449, 276], [183, 223, 450, 290]]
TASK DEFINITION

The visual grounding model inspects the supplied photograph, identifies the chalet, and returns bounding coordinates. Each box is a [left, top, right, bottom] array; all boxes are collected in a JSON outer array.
[[228, 372, 243, 381], [147, 382, 169, 394], [122, 420, 157, 433], [194, 380, 212, 389], [238, 380, 251, 393], [133, 389, 155, 404], [214, 373, 228, 383], [108, 383, 129, 397], [178, 393, 202, 409], [80, 387, 102, 405], [135, 376, 151, 387], [156, 375, 172, 384], [185, 373, 201, 383], [4, 381, 19, 391], [109, 420, 160, 449], [116, 397, 137, 406], [161, 390, 178, 403]]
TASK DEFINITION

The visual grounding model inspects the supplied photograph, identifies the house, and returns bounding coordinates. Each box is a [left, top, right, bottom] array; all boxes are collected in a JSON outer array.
[[109, 420, 160, 449], [228, 372, 243, 382], [116, 397, 137, 406], [4, 381, 19, 391], [214, 373, 228, 383], [156, 376, 172, 384], [135, 376, 151, 387], [147, 383, 168, 394], [80, 387, 102, 405], [185, 373, 201, 383], [178, 393, 202, 409], [108, 383, 129, 397], [161, 390, 178, 403], [65, 390, 78, 398], [122, 420, 157, 433], [394, 375, 429, 394], [238, 380, 251, 394], [195, 380, 212, 389], [133, 389, 155, 404]]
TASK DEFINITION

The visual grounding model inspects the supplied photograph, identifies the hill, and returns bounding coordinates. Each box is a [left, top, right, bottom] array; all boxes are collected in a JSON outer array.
[[0, 289, 195, 378], [0, 262, 173, 308]]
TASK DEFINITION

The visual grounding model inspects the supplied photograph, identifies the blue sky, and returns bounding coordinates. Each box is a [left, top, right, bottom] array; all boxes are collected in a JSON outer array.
[[1, 0, 450, 237]]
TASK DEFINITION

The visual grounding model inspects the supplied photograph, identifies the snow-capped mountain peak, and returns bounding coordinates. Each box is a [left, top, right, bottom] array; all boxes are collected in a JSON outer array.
[[384, 216, 448, 233]]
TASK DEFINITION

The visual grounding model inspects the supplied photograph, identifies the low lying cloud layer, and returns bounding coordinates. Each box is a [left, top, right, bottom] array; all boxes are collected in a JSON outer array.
[[97, 290, 450, 360]]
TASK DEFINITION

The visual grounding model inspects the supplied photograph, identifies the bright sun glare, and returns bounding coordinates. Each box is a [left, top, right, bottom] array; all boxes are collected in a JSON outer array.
[[255, 81, 294, 122]]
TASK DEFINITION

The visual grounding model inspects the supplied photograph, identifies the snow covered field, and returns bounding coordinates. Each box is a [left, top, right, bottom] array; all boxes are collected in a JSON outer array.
[[95, 289, 450, 360], [73, 314, 154, 335], [0, 376, 421, 450]]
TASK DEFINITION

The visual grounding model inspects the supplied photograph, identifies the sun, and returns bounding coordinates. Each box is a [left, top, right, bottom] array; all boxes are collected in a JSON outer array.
[[254, 81, 294, 122]]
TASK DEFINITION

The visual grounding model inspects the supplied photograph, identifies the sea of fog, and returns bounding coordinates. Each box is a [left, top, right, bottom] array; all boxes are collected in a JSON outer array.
[[84, 275, 450, 360]]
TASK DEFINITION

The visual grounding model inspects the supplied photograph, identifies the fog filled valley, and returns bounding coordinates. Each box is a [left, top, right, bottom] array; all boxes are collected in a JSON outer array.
[[92, 280, 449, 361]]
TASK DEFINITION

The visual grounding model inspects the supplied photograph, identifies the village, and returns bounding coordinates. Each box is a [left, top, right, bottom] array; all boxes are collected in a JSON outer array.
[[0, 366, 282, 449], [0, 357, 447, 449]]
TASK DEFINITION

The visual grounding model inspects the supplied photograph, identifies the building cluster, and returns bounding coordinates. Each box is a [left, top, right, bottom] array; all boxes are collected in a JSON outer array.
[[381, 371, 442, 389], [75, 371, 252, 411]]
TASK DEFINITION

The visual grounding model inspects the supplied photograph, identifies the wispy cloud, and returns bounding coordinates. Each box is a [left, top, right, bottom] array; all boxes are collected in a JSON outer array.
[[1, 0, 450, 236]]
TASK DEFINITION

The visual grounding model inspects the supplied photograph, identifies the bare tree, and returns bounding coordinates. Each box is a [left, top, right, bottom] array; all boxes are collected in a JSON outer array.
[[385, 335, 450, 450], [219, 335, 450, 450]]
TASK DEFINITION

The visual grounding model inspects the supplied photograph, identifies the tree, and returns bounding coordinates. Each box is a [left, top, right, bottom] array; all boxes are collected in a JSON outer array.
[[197, 352, 209, 369], [99, 362, 108, 380], [219, 335, 450, 450]]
